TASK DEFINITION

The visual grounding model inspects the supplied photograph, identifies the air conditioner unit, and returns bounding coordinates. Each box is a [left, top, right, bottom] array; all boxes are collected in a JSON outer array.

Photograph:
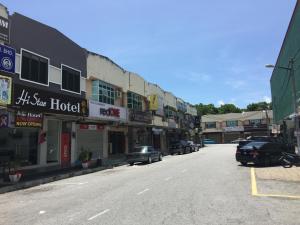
[[116, 90, 122, 98]]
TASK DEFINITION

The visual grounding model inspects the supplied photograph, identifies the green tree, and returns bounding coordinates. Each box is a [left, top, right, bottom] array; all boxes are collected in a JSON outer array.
[[218, 104, 242, 114], [195, 103, 218, 115], [246, 101, 272, 111]]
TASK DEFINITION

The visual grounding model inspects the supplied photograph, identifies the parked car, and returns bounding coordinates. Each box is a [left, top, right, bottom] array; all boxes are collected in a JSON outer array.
[[127, 146, 163, 165], [237, 136, 279, 149], [203, 138, 216, 144], [169, 140, 193, 154], [235, 141, 294, 166], [231, 138, 246, 144], [169, 141, 184, 155], [187, 141, 200, 152]]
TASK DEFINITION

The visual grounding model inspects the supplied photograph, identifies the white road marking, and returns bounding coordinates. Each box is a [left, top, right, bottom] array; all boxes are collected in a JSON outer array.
[[88, 209, 110, 221], [165, 177, 172, 181], [49, 182, 88, 186], [137, 188, 150, 195], [39, 211, 46, 215], [181, 169, 187, 173]]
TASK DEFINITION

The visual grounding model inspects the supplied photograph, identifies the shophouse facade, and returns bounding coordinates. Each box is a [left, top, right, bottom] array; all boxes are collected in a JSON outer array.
[[85, 52, 129, 165], [202, 111, 273, 143], [0, 10, 88, 173], [0, 3, 200, 177]]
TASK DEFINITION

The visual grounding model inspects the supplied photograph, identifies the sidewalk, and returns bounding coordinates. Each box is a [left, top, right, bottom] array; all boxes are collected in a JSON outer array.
[[255, 166, 300, 182], [0, 158, 128, 194]]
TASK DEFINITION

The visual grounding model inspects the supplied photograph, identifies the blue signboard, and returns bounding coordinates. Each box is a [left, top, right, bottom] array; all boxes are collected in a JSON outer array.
[[0, 44, 15, 73]]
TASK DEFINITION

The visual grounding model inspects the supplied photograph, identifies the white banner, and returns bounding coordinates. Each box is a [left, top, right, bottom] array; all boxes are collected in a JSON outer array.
[[223, 126, 244, 132], [89, 100, 127, 122]]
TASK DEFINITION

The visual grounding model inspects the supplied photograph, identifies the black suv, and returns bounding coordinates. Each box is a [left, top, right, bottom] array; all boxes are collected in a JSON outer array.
[[236, 141, 294, 166]]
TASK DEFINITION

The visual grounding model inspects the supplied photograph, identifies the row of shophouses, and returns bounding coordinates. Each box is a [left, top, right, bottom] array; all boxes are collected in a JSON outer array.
[[0, 5, 200, 172]]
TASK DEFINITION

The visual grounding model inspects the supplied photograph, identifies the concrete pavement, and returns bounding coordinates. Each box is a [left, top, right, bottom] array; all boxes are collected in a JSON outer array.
[[1, 144, 300, 225]]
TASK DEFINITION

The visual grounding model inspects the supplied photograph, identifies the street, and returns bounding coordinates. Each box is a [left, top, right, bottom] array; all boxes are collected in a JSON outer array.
[[1, 144, 300, 225]]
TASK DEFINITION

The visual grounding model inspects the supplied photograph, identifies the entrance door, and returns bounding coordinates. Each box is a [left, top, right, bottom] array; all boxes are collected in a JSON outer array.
[[108, 132, 125, 155], [153, 134, 161, 149]]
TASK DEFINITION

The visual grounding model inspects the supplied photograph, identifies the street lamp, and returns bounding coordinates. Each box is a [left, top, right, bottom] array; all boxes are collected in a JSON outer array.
[[266, 58, 300, 155]]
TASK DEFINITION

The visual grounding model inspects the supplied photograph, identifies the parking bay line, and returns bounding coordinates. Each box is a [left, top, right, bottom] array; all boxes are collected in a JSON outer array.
[[88, 209, 110, 221], [137, 188, 150, 195], [250, 168, 300, 200]]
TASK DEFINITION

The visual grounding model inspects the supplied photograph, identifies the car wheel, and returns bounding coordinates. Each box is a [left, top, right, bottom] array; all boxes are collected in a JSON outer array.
[[241, 162, 247, 166], [148, 156, 152, 164], [159, 154, 162, 161], [264, 157, 271, 167], [129, 162, 134, 166]]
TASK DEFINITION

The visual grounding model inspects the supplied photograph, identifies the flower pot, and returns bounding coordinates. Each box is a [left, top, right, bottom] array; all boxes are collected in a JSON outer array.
[[82, 162, 89, 169], [9, 173, 22, 183]]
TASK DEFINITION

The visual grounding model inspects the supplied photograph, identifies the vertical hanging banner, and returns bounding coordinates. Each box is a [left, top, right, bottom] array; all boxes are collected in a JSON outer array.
[[0, 16, 9, 43], [0, 44, 15, 73], [0, 75, 12, 105]]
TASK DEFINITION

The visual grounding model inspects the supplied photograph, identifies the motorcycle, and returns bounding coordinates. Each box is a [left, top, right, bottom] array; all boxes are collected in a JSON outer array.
[[279, 152, 300, 168]]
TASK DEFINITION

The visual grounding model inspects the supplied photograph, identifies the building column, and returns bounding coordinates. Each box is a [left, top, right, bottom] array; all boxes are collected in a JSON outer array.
[[71, 122, 77, 164]]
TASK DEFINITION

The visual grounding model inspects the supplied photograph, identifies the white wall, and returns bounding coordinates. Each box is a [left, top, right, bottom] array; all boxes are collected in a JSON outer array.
[[87, 53, 129, 91], [164, 92, 177, 108], [128, 72, 146, 96]]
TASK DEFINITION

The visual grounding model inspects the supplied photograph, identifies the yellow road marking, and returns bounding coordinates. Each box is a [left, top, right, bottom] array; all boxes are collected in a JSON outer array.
[[250, 168, 258, 195], [250, 167, 300, 200]]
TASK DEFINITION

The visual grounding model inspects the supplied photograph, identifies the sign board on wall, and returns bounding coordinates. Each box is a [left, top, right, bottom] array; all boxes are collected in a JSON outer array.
[[0, 16, 9, 43], [13, 84, 88, 116], [149, 95, 164, 116], [129, 110, 152, 124], [15, 111, 43, 128], [223, 126, 244, 132], [0, 74, 11, 105], [79, 124, 105, 130], [89, 100, 127, 122], [0, 44, 15, 73]]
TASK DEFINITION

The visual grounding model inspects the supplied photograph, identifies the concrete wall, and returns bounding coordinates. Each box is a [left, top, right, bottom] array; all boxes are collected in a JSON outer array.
[[164, 92, 177, 108], [87, 53, 129, 92]]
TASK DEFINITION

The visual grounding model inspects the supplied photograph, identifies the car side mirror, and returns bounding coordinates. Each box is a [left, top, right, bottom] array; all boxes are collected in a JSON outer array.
[[253, 146, 257, 150]]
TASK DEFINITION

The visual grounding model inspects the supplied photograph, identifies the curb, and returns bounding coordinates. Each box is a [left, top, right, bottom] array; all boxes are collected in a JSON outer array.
[[0, 166, 111, 194]]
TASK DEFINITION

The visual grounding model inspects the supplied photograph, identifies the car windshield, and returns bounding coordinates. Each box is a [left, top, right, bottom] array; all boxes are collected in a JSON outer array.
[[242, 142, 266, 150], [133, 146, 148, 153]]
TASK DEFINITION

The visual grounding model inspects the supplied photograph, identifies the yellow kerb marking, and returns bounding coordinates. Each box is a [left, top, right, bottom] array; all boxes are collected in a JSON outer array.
[[250, 167, 300, 200]]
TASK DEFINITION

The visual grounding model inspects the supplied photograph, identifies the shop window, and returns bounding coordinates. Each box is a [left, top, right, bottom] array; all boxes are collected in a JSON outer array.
[[0, 128, 38, 166], [21, 50, 48, 85], [127, 91, 142, 111], [226, 120, 238, 127], [92, 80, 115, 105], [205, 122, 216, 129], [62, 65, 81, 93], [249, 119, 261, 125]]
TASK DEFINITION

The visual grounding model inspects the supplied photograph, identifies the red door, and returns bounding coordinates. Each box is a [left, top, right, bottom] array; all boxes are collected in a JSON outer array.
[[61, 133, 70, 166]]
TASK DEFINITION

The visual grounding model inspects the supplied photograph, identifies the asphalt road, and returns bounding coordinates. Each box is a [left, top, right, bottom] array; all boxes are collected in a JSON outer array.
[[1, 144, 300, 225]]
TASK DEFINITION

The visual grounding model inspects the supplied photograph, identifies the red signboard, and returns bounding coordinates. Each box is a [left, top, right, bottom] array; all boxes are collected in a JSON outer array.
[[79, 124, 105, 130], [61, 133, 70, 165]]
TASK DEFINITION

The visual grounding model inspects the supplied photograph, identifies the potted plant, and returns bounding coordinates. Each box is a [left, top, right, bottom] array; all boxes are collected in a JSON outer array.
[[78, 148, 92, 169], [9, 158, 22, 183]]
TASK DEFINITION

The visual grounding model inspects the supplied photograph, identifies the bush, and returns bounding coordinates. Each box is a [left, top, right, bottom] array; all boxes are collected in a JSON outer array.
[[78, 149, 92, 162]]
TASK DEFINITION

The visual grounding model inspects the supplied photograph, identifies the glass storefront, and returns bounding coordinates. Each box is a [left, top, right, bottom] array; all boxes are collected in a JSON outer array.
[[0, 127, 39, 166], [47, 120, 60, 163]]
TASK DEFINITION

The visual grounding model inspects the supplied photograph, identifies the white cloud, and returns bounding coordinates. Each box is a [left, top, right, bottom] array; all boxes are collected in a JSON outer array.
[[263, 96, 271, 103], [217, 100, 225, 106], [225, 79, 246, 89], [176, 72, 212, 83]]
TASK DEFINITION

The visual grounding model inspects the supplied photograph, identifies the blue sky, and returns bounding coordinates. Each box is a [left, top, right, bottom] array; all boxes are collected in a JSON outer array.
[[2, 0, 296, 108]]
